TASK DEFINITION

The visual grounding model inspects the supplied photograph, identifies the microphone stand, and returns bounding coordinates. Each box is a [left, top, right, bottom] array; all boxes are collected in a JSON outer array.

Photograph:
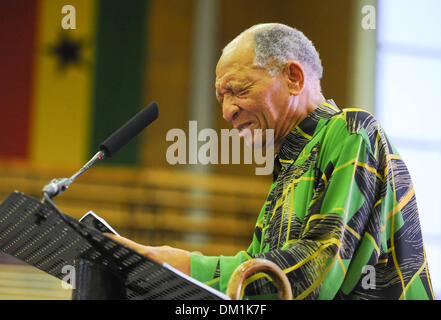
[[41, 150, 127, 300], [42, 150, 106, 199], [38, 102, 159, 299]]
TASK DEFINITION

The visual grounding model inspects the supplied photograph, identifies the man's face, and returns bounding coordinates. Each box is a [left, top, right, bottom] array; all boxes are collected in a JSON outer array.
[[215, 38, 291, 148]]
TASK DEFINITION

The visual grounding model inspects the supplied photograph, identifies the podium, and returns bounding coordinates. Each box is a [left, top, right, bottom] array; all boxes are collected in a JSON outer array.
[[0, 190, 228, 300]]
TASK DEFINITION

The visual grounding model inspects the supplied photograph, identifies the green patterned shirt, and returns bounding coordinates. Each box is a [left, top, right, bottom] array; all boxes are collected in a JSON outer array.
[[190, 100, 434, 300]]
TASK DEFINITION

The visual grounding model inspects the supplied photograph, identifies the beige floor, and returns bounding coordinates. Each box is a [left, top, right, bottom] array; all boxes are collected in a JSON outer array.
[[0, 264, 72, 300]]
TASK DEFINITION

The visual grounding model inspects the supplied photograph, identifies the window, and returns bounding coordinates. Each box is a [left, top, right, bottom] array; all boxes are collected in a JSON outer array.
[[376, 0, 441, 298]]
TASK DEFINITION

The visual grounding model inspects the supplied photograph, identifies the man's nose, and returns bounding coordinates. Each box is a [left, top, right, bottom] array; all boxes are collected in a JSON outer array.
[[222, 98, 240, 123]]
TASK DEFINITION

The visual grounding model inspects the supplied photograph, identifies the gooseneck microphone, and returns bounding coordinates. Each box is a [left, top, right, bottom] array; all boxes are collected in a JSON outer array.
[[42, 102, 159, 199], [99, 101, 159, 158]]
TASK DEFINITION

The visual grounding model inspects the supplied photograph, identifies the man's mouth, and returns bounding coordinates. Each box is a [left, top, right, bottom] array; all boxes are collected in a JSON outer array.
[[237, 122, 253, 132]]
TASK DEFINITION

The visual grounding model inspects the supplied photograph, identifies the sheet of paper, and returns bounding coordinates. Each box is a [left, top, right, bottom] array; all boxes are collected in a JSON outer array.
[[162, 262, 230, 300], [80, 210, 120, 236]]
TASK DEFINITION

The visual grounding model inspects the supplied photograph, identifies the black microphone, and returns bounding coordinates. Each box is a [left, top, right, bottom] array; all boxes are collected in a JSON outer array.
[[99, 102, 159, 158], [42, 102, 159, 199]]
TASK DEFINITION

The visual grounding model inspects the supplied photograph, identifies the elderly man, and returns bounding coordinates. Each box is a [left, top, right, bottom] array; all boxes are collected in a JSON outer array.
[[110, 23, 434, 300]]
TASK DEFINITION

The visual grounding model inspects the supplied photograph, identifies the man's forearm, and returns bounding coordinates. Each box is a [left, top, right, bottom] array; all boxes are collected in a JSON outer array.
[[105, 233, 191, 275]]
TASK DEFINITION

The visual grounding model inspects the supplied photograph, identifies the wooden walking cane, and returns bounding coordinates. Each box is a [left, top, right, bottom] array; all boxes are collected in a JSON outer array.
[[226, 258, 292, 300]]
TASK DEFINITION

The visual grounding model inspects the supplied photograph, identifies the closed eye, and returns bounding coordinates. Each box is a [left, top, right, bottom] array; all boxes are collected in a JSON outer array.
[[237, 89, 249, 97], [215, 91, 223, 104]]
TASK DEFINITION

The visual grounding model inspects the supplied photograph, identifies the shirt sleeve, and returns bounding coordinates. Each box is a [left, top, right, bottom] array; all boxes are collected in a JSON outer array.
[[191, 131, 379, 299], [190, 204, 268, 292]]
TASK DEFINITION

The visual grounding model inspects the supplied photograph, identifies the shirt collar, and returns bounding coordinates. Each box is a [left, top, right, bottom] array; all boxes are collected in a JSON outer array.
[[277, 99, 341, 164]]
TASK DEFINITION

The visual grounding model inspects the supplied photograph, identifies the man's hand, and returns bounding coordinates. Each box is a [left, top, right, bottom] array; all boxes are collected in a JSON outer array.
[[104, 233, 191, 275]]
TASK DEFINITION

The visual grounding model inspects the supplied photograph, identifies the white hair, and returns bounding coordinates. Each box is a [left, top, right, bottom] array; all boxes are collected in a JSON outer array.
[[223, 23, 323, 79]]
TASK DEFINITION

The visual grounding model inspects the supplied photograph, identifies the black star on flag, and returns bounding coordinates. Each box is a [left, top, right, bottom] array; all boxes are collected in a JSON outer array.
[[48, 34, 86, 71]]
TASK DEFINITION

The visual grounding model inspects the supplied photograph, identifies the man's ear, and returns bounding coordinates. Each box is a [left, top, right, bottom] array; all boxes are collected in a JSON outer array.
[[285, 61, 305, 96]]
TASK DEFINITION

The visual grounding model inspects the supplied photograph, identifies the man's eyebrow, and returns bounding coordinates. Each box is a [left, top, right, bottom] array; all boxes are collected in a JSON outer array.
[[215, 81, 232, 94]]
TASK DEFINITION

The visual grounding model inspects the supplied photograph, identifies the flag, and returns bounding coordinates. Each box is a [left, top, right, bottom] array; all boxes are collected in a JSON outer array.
[[0, 0, 149, 166]]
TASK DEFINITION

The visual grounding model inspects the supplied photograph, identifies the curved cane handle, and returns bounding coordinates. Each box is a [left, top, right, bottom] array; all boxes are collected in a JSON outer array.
[[226, 258, 292, 300]]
